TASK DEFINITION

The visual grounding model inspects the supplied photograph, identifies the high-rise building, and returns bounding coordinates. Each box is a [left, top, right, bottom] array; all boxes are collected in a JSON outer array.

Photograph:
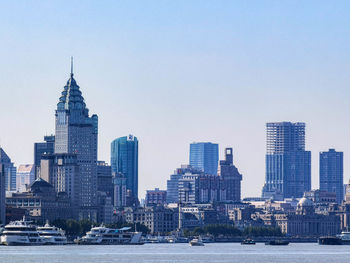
[[0, 148, 16, 191], [97, 161, 113, 199], [262, 122, 311, 199], [111, 135, 138, 200], [218, 148, 242, 201], [189, 142, 219, 175], [54, 61, 98, 219], [16, 164, 35, 192], [0, 164, 5, 224], [166, 165, 202, 203], [34, 135, 55, 178], [113, 172, 127, 208], [320, 149, 344, 204]]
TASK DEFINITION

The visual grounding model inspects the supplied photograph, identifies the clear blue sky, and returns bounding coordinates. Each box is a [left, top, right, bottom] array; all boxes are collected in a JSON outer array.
[[1, 1, 349, 198]]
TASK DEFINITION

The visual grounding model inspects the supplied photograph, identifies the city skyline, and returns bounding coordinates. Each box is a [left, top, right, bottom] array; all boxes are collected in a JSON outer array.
[[1, 1, 350, 198]]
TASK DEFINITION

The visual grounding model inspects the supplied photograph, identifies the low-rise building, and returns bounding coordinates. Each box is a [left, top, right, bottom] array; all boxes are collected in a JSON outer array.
[[274, 197, 340, 236], [124, 206, 178, 234], [146, 188, 167, 206]]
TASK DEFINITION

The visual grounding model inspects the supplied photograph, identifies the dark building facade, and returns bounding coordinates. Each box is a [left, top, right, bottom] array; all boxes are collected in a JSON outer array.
[[190, 142, 218, 175], [262, 122, 311, 199], [34, 135, 55, 178], [6, 178, 72, 223], [111, 135, 138, 201], [39, 153, 80, 218], [97, 161, 113, 198], [320, 149, 344, 204]]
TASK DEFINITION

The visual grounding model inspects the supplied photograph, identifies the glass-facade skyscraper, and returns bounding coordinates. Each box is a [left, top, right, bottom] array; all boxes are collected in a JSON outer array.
[[320, 149, 343, 204], [189, 142, 219, 175], [111, 135, 138, 200], [262, 122, 311, 199]]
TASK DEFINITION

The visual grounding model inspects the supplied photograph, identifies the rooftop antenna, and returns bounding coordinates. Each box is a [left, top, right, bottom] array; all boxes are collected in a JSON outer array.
[[70, 56, 74, 77]]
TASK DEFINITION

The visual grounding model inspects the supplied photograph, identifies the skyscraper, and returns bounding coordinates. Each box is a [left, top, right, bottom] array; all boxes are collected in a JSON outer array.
[[34, 135, 55, 178], [218, 148, 242, 201], [0, 148, 16, 191], [320, 149, 344, 204], [54, 60, 98, 219], [262, 122, 311, 199], [189, 142, 219, 175], [111, 135, 138, 200]]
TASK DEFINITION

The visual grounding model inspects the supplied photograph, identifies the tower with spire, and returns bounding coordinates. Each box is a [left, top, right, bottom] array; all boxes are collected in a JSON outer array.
[[54, 58, 98, 219]]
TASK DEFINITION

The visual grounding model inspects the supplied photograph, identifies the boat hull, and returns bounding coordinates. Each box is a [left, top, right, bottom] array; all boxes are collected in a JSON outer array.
[[318, 237, 342, 245], [1, 236, 44, 246], [265, 240, 289, 246]]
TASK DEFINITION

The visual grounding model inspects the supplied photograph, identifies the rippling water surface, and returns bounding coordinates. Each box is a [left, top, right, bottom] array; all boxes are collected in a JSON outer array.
[[1, 243, 350, 263]]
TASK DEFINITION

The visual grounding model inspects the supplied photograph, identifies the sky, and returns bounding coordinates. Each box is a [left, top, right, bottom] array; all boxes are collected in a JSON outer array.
[[0, 1, 350, 199]]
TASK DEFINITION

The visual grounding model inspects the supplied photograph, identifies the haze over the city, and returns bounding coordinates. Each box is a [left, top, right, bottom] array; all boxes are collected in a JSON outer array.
[[1, 1, 349, 198]]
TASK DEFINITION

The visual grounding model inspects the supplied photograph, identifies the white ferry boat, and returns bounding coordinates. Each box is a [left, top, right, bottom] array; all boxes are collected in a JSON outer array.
[[37, 223, 67, 245], [337, 231, 350, 245], [1, 218, 44, 246], [75, 225, 143, 245]]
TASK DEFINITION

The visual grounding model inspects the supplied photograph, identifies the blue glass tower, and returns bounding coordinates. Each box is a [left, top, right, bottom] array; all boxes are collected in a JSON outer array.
[[189, 142, 219, 175], [320, 149, 343, 204], [111, 135, 138, 200]]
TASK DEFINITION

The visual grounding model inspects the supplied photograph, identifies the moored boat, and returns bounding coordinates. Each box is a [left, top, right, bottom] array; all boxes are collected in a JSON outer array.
[[318, 236, 342, 245], [168, 236, 189, 243], [74, 225, 143, 245], [337, 231, 350, 245], [37, 223, 67, 245], [241, 238, 256, 245], [1, 217, 44, 246], [189, 237, 204, 246], [265, 240, 289, 246]]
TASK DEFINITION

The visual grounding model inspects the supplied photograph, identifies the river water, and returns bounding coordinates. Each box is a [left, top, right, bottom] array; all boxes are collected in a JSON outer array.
[[1, 243, 350, 263]]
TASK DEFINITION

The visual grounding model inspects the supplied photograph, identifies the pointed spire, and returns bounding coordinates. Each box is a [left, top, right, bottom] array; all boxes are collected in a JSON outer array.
[[70, 56, 74, 77]]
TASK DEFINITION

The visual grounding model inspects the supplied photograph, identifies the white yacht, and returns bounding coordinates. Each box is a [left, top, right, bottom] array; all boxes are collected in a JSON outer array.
[[75, 225, 143, 245], [37, 223, 67, 245], [1, 218, 44, 246], [337, 231, 350, 245], [189, 237, 204, 246]]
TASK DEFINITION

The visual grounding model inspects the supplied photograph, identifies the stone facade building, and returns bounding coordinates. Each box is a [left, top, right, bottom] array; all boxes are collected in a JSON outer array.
[[124, 206, 178, 234], [274, 197, 340, 236]]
